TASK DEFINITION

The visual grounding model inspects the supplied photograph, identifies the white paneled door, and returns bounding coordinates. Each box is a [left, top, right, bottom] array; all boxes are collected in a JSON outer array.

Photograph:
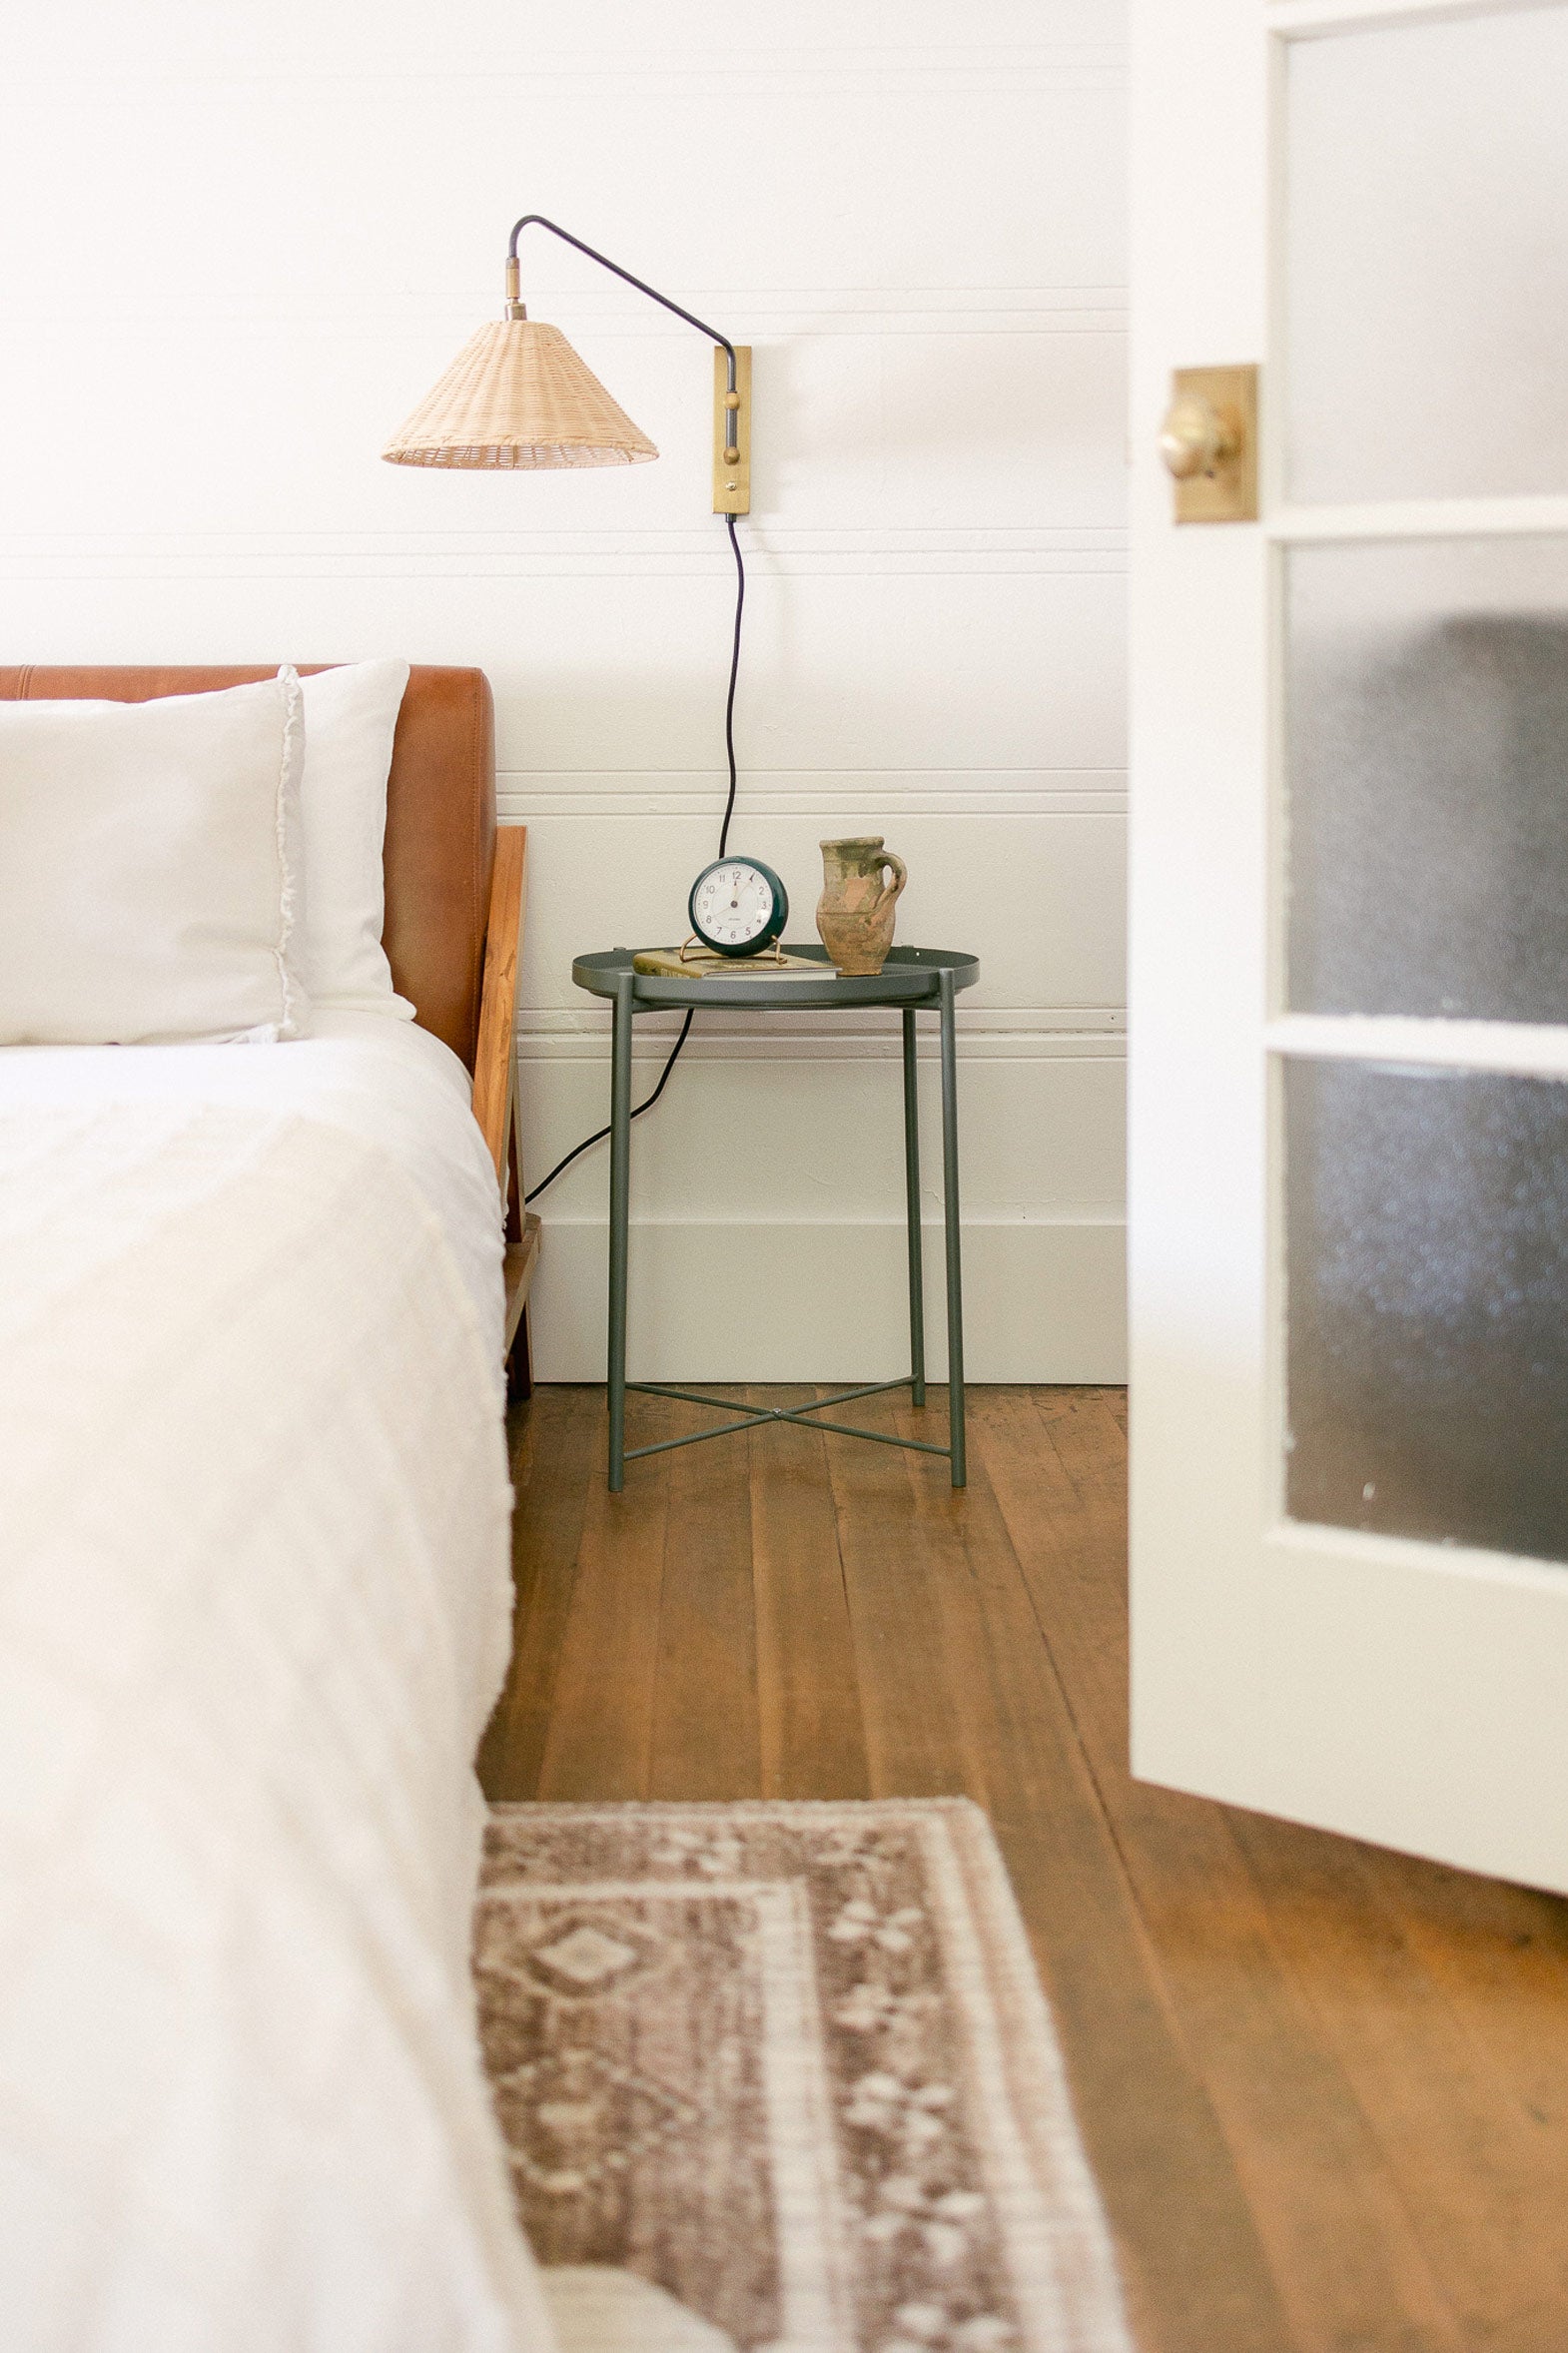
[[1130, 0, 1568, 1892]]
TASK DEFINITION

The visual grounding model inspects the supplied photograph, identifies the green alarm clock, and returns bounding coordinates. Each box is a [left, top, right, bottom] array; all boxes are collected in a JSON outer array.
[[687, 855, 789, 957]]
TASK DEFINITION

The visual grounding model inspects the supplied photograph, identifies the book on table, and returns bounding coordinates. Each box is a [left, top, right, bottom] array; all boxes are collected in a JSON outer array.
[[631, 947, 828, 981]]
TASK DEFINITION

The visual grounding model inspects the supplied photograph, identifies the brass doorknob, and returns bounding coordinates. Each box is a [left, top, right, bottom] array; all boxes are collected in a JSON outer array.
[[1160, 366, 1257, 522], [1158, 394, 1237, 481]]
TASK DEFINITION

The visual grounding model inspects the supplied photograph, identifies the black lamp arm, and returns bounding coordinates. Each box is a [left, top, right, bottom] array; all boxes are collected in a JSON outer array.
[[506, 215, 736, 393]]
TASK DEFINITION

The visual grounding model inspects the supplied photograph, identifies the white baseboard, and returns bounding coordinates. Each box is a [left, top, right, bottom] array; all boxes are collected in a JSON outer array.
[[528, 1216, 1128, 1384]]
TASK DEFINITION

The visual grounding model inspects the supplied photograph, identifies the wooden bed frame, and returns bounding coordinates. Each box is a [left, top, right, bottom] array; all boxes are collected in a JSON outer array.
[[0, 661, 538, 1388], [471, 824, 540, 1392]]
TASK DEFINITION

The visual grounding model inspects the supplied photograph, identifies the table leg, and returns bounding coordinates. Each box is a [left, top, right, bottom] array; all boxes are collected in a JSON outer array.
[[938, 970, 966, 1488], [607, 971, 635, 1490], [902, 1008, 926, 1407]]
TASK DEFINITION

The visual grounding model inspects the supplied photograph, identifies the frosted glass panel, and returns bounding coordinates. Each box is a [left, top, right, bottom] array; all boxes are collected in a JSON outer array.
[[1286, 536, 1568, 1022], [1285, 8, 1568, 502], [1285, 1059, 1568, 1563]]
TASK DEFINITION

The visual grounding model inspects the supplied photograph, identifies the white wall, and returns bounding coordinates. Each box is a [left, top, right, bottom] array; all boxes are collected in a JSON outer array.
[[0, 0, 1128, 1382]]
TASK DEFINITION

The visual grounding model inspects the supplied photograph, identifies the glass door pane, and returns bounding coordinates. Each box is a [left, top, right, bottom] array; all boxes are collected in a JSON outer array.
[[1285, 5, 1568, 503], [1285, 1057, 1568, 1563], [1285, 535, 1568, 1023]]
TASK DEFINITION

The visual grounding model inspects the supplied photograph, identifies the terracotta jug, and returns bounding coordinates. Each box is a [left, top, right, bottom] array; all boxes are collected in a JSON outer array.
[[816, 836, 908, 976]]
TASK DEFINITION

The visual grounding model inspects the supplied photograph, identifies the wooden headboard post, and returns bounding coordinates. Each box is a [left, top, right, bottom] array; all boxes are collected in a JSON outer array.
[[473, 825, 539, 1393]]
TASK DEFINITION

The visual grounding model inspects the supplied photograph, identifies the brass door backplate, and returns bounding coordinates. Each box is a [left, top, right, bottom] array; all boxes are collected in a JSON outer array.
[[713, 345, 751, 514], [1160, 364, 1258, 523]]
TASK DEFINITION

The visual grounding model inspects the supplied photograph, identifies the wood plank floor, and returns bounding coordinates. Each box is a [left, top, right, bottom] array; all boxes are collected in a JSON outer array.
[[478, 1382, 1568, 2353]]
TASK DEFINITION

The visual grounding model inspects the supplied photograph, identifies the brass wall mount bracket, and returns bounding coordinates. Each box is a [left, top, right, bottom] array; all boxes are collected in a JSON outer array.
[[1159, 364, 1258, 523], [713, 345, 751, 514]]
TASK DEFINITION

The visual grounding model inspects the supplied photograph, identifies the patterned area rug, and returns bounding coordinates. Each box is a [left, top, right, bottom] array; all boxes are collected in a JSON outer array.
[[476, 1800, 1131, 2353]]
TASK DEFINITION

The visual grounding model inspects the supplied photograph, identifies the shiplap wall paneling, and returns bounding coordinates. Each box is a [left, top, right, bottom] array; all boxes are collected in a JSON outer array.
[[0, 1, 1129, 1380]]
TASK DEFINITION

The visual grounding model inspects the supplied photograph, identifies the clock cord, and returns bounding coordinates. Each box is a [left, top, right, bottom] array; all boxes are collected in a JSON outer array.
[[524, 512, 745, 1203]]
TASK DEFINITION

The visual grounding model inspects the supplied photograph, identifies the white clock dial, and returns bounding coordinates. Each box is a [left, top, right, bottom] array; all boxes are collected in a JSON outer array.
[[693, 862, 774, 948]]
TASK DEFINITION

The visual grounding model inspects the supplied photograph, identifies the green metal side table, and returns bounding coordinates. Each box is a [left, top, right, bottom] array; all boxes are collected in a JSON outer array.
[[571, 944, 979, 1492]]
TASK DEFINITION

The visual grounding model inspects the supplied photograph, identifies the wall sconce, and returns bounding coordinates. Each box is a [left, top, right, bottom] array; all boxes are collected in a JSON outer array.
[[383, 213, 750, 512], [382, 215, 754, 1196]]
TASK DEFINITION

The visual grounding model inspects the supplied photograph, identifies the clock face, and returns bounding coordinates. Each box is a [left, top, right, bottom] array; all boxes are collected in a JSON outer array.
[[689, 858, 786, 955]]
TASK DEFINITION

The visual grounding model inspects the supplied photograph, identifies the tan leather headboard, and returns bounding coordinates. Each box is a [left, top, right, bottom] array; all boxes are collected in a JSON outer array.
[[0, 664, 496, 1072]]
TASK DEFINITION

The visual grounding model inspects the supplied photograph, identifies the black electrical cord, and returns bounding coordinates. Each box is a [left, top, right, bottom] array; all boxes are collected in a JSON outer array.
[[524, 510, 746, 1202], [717, 509, 744, 858]]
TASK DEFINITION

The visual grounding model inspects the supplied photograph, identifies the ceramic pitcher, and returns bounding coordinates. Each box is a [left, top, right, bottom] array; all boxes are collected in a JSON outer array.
[[816, 837, 908, 976]]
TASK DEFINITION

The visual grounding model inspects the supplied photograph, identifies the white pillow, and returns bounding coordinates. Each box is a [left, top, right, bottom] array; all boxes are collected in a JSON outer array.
[[298, 659, 413, 1017], [0, 668, 308, 1046]]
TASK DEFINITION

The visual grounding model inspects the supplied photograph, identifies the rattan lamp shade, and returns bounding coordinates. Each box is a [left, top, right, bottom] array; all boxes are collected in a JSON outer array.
[[383, 319, 658, 469]]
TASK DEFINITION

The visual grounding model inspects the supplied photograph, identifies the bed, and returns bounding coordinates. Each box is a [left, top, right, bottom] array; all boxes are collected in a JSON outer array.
[[0, 667, 555, 2351]]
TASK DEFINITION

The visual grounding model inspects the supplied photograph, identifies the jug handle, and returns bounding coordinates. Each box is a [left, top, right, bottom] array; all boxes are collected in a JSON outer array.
[[878, 852, 908, 907]]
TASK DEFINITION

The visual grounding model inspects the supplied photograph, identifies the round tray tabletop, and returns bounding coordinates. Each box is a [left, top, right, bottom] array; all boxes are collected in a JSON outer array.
[[571, 943, 980, 1011]]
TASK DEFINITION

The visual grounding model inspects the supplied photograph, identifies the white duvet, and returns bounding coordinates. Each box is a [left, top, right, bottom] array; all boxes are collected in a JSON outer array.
[[0, 1021, 556, 2352]]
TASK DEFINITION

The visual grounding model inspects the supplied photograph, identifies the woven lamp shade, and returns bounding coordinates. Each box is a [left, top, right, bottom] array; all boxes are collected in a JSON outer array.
[[383, 319, 659, 469]]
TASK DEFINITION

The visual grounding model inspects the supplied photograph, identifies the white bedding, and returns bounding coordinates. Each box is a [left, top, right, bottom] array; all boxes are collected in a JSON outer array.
[[0, 1029, 554, 2351], [0, 1012, 505, 1336]]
